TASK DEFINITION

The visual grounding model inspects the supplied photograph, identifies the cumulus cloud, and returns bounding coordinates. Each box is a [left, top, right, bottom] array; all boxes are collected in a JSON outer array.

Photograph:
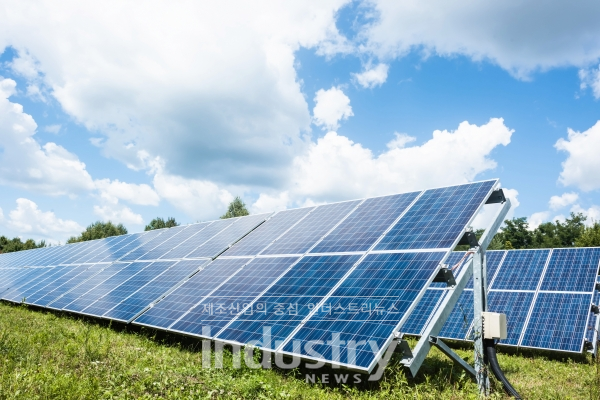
[[0, 1, 352, 186], [312, 87, 354, 130], [43, 124, 61, 134], [353, 63, 389, 88], [571, 204, 600, 225], [251, 118, 512, 212], [95, 179, 160, 206], [555, 121, 600, 191], [362, 0, 600, 78], [0, 78, 95, 196], [152, 161, 234, 221], [528, 211, 550, 230], [93, 205, 144, 226], [4, 198, 84, 242], [549, 192, 579, 210]]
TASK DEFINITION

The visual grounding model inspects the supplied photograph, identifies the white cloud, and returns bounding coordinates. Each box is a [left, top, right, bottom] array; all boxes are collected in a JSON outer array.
[[5, 198, 84, 242], [0, 78, 95, 196], [471, 187, 520, 230], [0, 1, 351, 185], [579, 66, 600, 98], [555, 121, 600, 191], [353, 63, 389, 88], [93, 204, 144, 226], [362, 1, 600, 78], [94, 179, 160, 206], [251, 192, 291, 214], [285, 118, 512, 204], [549, 192, 579, 210], [312, 87, 354, 130], [0, 207, 4, 222], [528, 211, 550, 230], [152, 162, 234, 221], [43, 124, 61, 134]]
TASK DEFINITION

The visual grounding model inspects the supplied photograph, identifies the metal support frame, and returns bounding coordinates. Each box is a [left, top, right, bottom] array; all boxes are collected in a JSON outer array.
[[594, 309, 600, 358], [429, 336, 476, 378], [401, 199, 511, 394]]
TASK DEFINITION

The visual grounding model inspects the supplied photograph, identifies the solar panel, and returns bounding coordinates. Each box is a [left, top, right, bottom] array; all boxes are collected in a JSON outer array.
[[118, 227, 189, 261], [375, 180, 496, 250], [223, 209, 313, 256], [490, 249, 550, 291], [24, 265, 88, 305], [587, 290, 600, 344], [33, 263, 105, 307], [134, 258, 253, 329], [3, 266, 73, 303], [103, 260, 208, 322], [402, 289, 445, 335], [279, 252, 446, 369], [100, 230, 166, 262], [136, 223, 211, 261], [216, 254, 362, 349], [1, 267, 58, 301], [310, 192, 420, 253], [67, 235, 128, 264], [170, 256, 300, 335], [487, 290, 535, 346], [540, 248, 600, 292], [520, 292, 591, 353], [158, 221, 235, 259], [79, 261, 176, 317], [438, 289, 474, 340], [260, 201, 361, 255], [183, 213, 270, 258]]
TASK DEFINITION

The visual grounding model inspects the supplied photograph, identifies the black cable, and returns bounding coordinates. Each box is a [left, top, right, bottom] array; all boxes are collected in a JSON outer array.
[[483, 339, 521, 399]]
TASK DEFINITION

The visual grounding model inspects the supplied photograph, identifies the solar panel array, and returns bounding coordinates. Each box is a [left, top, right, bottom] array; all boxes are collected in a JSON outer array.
[[407, 248, 600, 354], [0, 179, 499, 372]]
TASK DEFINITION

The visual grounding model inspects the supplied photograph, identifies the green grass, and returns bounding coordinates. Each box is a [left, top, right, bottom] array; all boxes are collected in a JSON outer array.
[[0, 302, 597, 399]]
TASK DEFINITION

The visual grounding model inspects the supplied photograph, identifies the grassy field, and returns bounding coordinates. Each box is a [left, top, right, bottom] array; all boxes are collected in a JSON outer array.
[[0, 302, 598, 399]]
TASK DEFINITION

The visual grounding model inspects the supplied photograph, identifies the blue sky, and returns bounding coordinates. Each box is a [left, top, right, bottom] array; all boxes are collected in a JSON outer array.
[[0, 1, 599, 243]]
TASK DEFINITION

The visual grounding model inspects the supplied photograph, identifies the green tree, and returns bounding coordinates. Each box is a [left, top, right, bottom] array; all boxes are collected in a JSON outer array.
[[0, 235, 46, 253], [501, 217, 533, 249], [576, 222, 600, 247], [221, 196, 249, 219], [145, 217, 179, 231], [67, 221, 127, 243]]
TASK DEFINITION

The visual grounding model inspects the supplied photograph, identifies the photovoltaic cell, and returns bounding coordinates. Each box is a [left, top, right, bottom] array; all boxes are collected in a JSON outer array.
[[171, 256, 299, 335], [119, 227, 188, 261], [281, 252, 445, 369], [25, 265, 87, 305], [4, 266, 72, 303], [81, 261, 176, 317], [104, 260, 208, 322], [487, 291, 535, 346], [33, 263, 105, 307], [521, 292, 591, 352], [375, 180, 496, 250], [100, 231, 165, 262], [261, 201, 360, 255], [438, 289, 474, 340], [491, 249, 550, 291], [216, 254, 361, 349], [540, 248, 600, 292], [184, 214, 270, 259], [1, 267, 58, 301], [224, 208, 313, 256], [78, 234, 139, 263], [63, 262, 148, 314], [398, 289, 445, 335], [587, 290, 599, 343], [68, 236, 127, 264], [158, 221, 232, 259], [310, 192, 420, 253], [134, 258, 251, 329], [137, 223, 211, 261], [47, 263, 129, 310]]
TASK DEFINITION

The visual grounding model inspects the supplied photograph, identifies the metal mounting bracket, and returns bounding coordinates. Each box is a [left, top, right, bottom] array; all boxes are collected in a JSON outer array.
[[595, 282, 600, 291], [432, 267, 456, 287], [457, 230, 479, 248], [429, 336, 476, 378], [591, 303, 599, 315], [485, 188, 507, 204]]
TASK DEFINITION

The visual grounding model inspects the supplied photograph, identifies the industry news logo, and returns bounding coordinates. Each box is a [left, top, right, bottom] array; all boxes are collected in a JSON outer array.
[[198, 326, 398, 383]]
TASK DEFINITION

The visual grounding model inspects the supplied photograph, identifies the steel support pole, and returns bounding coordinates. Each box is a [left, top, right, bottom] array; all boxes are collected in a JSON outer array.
[[472, 246, 489, 395]]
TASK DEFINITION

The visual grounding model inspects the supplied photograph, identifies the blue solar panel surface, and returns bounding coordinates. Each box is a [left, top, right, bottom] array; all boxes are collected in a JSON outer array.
[[119, 227, 187, 261], [137, 223, 211, 261], [171, 256, 300, 335], [25, 265, 87, 305], [491, 249, 550, 291], [216, 254, 361, 349], [34, 263, 105, 307], [281, 252, 446, 369], [261, 201, 360, 255], [375, 180, 496, 250], [402, 289, 445, 335], [310, 192, 420, 253], [521, 292, 591, 353], [224, 209, 313, 256], [586, 290, 599, 343], [134, 258, 251, 329], [104, 260, 207, 322], [487, 290, 535, 346], [540, 248, 600, 292]]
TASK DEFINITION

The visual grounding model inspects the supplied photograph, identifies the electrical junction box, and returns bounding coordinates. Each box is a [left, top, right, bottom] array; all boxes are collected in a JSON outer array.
[[482, 312, 507, 340]]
